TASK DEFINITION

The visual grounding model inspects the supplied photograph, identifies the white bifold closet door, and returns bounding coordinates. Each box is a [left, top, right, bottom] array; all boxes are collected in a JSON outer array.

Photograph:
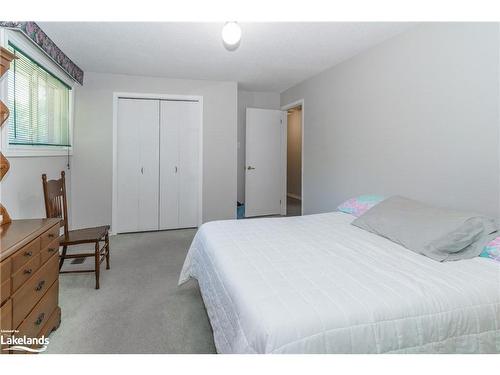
[[159, 100, 200, 230], [116, 97, 201, 234], [116, 99, 160, 233]]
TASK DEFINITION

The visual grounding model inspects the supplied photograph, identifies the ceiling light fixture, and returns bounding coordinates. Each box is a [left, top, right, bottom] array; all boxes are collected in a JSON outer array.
[[222, 22, 241, 51]]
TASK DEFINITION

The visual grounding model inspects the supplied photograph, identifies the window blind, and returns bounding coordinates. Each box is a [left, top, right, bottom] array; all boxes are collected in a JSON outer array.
[[8, 43, 71, 147]]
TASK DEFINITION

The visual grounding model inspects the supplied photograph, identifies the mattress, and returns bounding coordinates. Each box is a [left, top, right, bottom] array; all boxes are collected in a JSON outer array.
[[179, 212, 500, 353]]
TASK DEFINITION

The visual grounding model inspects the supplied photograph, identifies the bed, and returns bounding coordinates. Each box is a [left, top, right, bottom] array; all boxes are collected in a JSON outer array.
[[178, 212, 500, 353]]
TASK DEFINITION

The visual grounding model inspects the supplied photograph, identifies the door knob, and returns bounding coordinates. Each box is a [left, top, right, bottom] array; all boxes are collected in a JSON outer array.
[[247, 166, 255, 170]]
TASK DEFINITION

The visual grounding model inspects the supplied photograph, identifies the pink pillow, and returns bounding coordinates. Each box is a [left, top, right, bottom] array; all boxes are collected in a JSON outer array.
[[480, 236, 500, 262], [337, 195, 385, 217]]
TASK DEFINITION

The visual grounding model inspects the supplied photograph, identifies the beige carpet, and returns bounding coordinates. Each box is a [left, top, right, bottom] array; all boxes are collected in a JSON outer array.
[[45, 229, 216, 354]]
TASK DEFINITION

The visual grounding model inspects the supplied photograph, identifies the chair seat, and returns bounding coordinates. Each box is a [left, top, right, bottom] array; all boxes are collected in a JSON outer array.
[[60, 225, 110, 245]]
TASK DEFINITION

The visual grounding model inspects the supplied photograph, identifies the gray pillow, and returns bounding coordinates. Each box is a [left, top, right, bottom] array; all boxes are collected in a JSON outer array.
[[351, 196, 498, 261]]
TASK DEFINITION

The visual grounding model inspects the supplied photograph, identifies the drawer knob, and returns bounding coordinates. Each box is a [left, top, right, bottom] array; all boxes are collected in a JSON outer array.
[[23, 268, 32, 275], [48, 247, 57, 253], [35, 280, 45, 291], [35, 313, 45, 326], [24, 251, 33, 257], [48, 233, 55, 238]]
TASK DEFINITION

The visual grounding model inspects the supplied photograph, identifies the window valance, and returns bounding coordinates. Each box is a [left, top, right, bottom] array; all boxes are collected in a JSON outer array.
[[0, 21, 84, 85]]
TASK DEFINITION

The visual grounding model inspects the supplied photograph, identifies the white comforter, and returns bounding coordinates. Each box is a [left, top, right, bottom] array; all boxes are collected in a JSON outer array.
[[179, 212, 500, 353]]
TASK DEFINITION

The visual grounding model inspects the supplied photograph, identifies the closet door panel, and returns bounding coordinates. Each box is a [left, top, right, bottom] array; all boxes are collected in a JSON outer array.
[[159, 100, 200, 229], [178, 102, 200, 228], [116, 99, 141, 233], [116, 99, 159, 233], [159, 101, 180, 230], [138, 100, 160, 231]]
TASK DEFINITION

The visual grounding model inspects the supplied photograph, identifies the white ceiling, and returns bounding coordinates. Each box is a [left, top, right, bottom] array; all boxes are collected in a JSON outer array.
[[37, 22, 416, 92]]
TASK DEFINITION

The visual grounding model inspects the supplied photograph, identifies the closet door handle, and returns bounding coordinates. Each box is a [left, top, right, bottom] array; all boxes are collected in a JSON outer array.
[[174, 166, 178, 173], [141, 167, 144, 174]]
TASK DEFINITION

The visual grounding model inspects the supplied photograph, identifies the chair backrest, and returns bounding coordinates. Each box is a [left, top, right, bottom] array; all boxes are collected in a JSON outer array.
[[42, 171, 69, 238]]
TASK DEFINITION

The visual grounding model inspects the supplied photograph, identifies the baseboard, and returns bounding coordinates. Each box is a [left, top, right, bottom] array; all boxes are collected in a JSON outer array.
[[287, 193, 301, 201]]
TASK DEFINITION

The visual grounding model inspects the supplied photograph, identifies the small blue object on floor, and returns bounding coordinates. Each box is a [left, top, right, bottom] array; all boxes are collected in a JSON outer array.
[[237, 202, 245, 219]]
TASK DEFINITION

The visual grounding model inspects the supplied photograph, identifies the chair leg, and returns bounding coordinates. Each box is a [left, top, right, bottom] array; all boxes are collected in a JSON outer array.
[[59, 246, 67, 271], [105, 233, 110, 270], [94, 241, 100, 290]]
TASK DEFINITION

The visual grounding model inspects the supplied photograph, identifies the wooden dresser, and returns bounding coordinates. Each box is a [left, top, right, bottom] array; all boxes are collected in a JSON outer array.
[[0, 219, 61, 354]]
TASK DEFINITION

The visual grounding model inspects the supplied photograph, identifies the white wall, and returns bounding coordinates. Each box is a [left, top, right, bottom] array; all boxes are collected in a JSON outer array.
[[71, 72, 237, 230], [1, 157, 71, 220], [281, 23, 500, 217], [237, 90, 280, 203], [287, 108, 302, 199]]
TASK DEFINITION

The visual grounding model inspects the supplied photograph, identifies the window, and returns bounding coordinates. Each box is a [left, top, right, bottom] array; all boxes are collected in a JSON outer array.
[[7, 43, 71, 147]]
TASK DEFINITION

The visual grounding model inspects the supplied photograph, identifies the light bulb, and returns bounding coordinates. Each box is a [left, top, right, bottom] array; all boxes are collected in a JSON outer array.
[[222, 22, 241, 51]]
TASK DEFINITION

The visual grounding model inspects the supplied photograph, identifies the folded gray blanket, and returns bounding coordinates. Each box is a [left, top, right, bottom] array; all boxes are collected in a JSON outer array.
[[352, 196, 498, 261]]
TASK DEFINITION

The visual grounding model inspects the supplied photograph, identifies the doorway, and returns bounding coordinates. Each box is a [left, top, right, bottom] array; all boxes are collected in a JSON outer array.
[[244, 108, 285, 218], [243, 100, 303, 219], [285, 105, 302, 216]]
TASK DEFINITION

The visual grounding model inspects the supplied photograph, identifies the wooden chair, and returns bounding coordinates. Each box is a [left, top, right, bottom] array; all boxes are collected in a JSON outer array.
[[42, 171, 110, 289]]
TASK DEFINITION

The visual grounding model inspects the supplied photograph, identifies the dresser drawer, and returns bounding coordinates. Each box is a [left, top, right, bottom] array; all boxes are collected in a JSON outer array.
[[26, 306, 61, 354], [0, 298, 12, 331], [11, 238, 41, 274], [0, 259, 12, 305], [40, 238, 59, 265], [11, 255, 41, 292], [0, 278, 11, 306], [41, 225, 59, 250], [16, 280, 58, 341], [0, 299, 12, 354], [39, 306, 61, 339], [12, 254, 58, 328], [1, 258, 11, 283]]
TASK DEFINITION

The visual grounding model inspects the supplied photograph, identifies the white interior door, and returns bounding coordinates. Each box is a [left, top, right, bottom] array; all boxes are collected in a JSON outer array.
[[159, 100, 201, 229], [116, 99, 160, 233], [245, 108, 285, 217]]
